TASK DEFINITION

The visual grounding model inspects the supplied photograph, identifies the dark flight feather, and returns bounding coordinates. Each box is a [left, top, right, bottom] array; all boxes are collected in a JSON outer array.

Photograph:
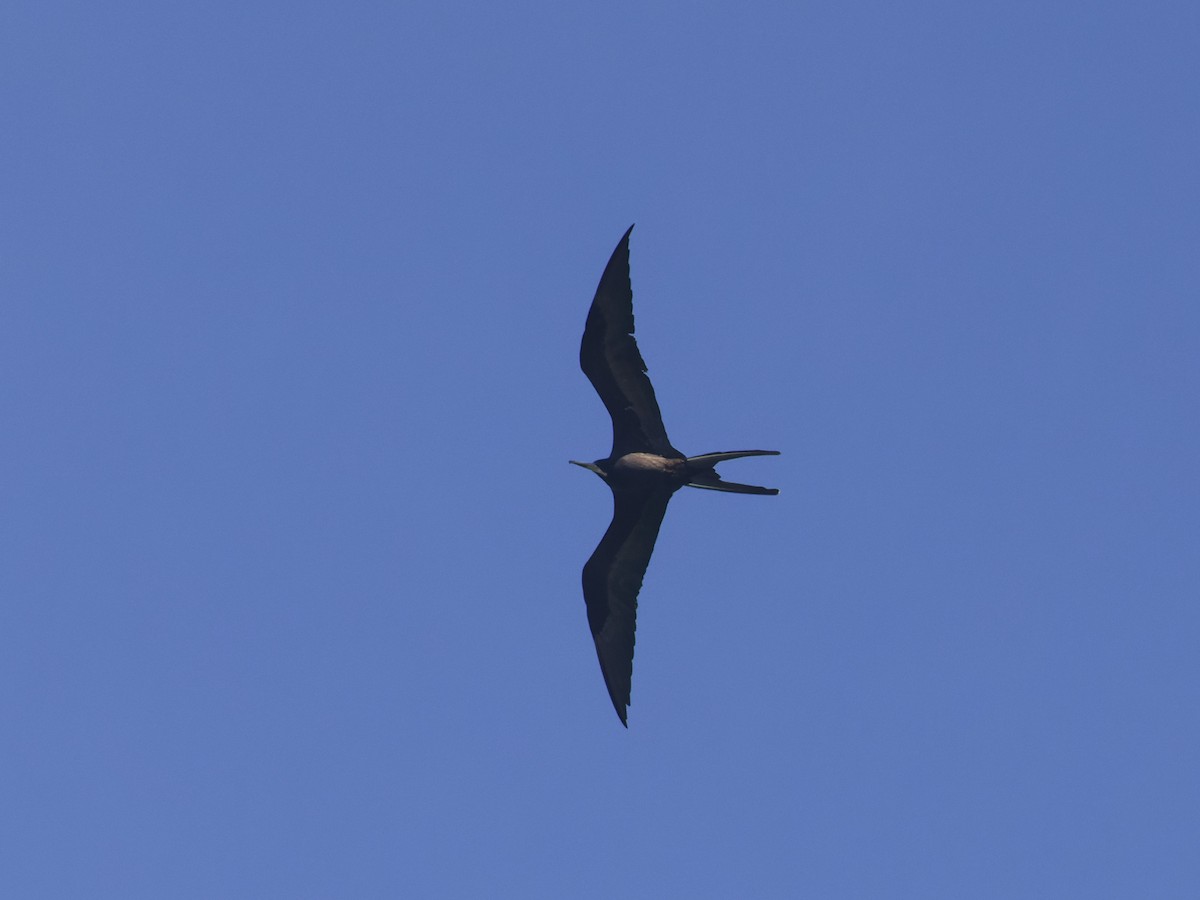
[[581, 485, 676, 726], [579, 225, 683, 460]]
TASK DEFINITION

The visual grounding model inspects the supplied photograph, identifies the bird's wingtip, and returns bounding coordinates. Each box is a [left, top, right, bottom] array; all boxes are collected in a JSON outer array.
[[611, 693, 630, 727]]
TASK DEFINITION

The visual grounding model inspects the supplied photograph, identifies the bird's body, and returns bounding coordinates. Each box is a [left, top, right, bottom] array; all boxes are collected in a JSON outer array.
[[572, 225, 779, 726], [578, 452, 681, 484]]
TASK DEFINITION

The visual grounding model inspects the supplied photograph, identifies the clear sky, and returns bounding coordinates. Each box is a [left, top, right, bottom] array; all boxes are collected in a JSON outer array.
[[3, 3, 1198, 897]]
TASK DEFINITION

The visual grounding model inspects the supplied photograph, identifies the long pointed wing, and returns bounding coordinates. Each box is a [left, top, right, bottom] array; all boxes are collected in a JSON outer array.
[[580, 226, 682, 459], [582, 485, 676, 726]]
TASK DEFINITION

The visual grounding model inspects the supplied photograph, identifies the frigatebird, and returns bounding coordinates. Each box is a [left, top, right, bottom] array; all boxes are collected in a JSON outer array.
[[571, 225, 779, 726]]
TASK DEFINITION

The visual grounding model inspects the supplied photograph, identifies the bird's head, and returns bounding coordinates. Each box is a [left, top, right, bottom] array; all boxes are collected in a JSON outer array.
[[569, 459, 609, 481]]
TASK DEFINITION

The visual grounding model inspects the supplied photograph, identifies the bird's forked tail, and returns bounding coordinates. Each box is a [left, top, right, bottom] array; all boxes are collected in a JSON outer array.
[[683, 450, 780, 495]]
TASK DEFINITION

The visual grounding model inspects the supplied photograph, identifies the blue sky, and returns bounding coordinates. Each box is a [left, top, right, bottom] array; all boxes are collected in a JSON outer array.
[[3, 3, 1198, 897]]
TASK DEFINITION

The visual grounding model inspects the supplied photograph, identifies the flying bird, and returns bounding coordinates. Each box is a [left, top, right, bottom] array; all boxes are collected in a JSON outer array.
[[571, 225, 779, 726]]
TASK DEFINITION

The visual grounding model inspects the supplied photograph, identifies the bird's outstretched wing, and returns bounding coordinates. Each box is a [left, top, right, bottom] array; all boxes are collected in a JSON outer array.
[[582, 484, 676, 726], [580, 226, 683, 460]]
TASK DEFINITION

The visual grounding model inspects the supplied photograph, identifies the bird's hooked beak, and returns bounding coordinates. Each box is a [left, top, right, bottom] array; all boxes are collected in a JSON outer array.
[[569, 460, 606, 478]]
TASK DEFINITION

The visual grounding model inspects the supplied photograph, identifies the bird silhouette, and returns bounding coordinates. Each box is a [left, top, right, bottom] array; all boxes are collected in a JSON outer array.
[[571, 225, 779, 726]]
